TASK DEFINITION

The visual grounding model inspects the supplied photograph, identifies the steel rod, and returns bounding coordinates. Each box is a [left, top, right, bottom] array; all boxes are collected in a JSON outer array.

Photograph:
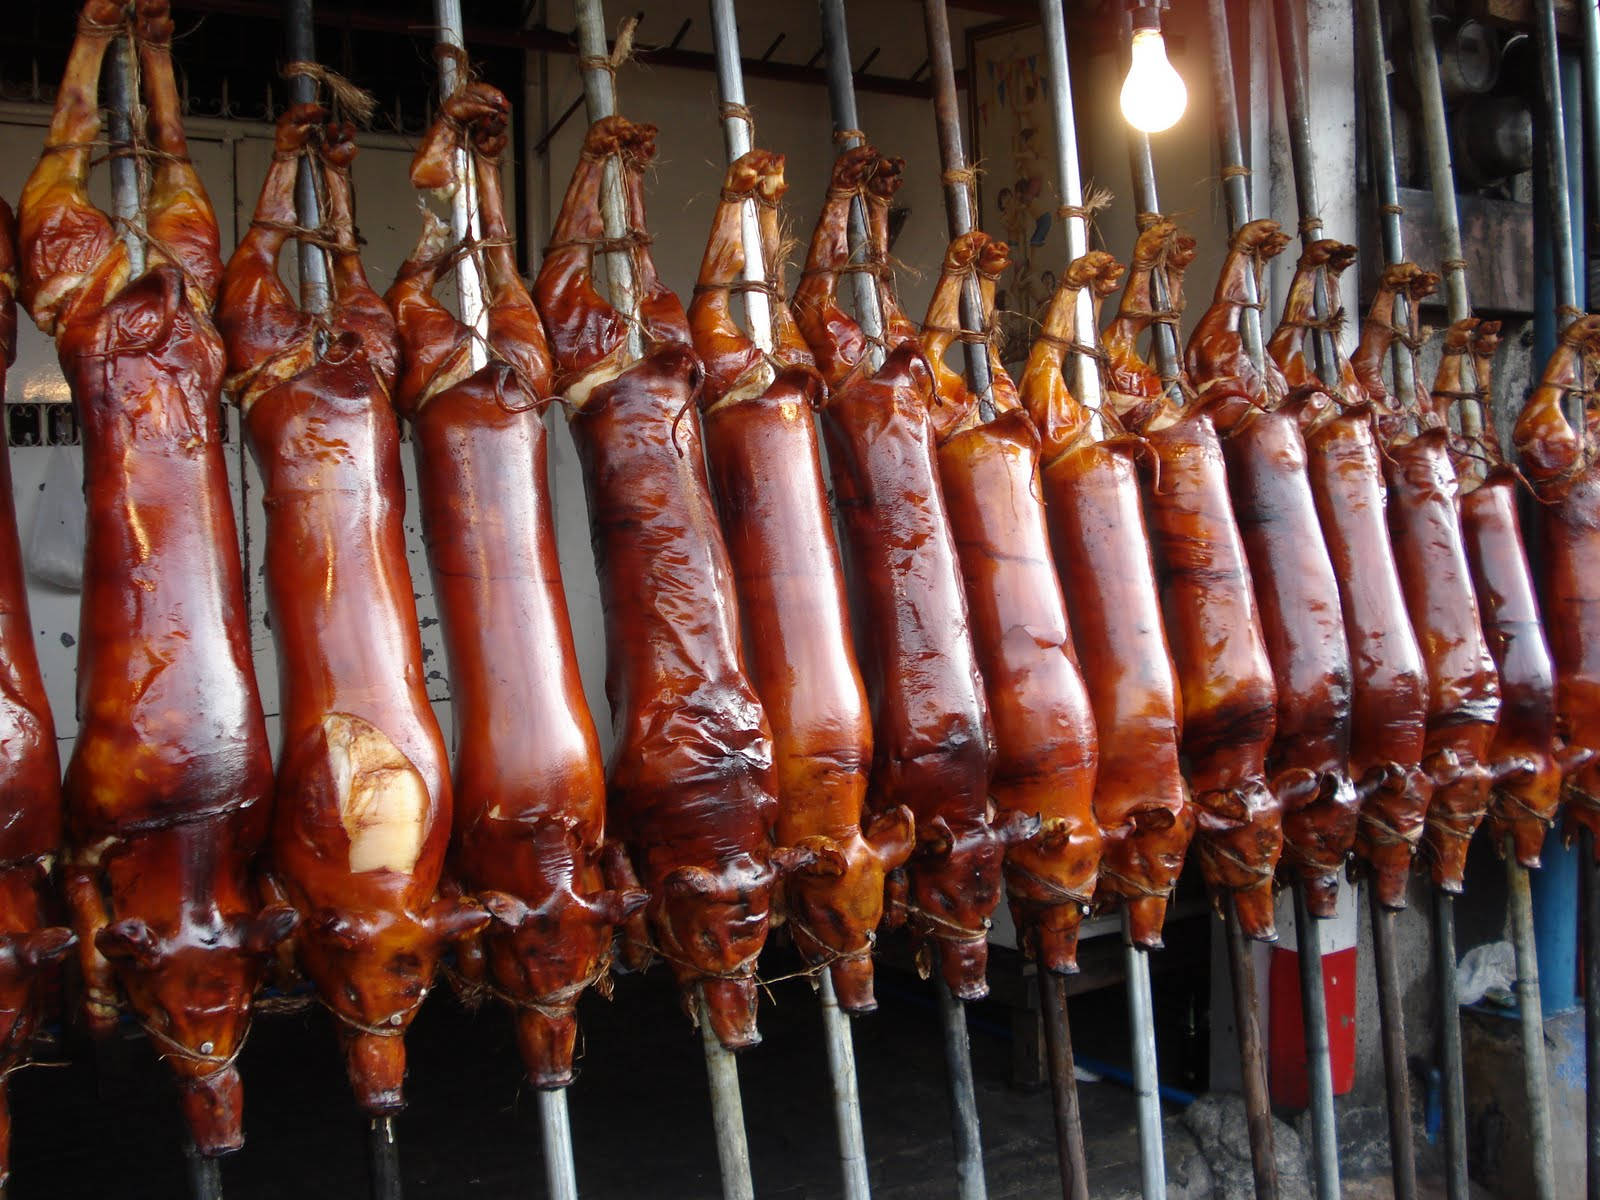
[[536, 1089, 579, 1200], [1122, 910, 1167, 1200], [1225, 899, 1279, 1200], [1369, 888, 1418, 1200], [1038, 970, 1090, 1200], [920, 0, 994, 411], [1434, 890, 1469, 1200], [1581, 0, 1600, 307], [573, 0, 642, 361], [367, 1116, 402, 1200], [433, 0, 488, 369], [184, 1143, 223, 1200], [1584, 829, 1600, 1200], [699, 992, 756, 1200], [935, 962, 988, 1200], [1203, 0, 1264, 369], [1124, 127, 1182, 386], [284, 0, 329, 316], [1293, 885, 1341, 1200], [707, 0, 773, 352], [818, 0, 885, 368], [1404, 0, 1468, 322], [1403, 0, 1482, 444], [820, 971, 873, 1200], [1534, 0, 1579, 315], [106, 35, 144, 276], [1270, 0, 1338, 386], [1036, 0, 1104, 433], [1506, 839, 1557, 1200]]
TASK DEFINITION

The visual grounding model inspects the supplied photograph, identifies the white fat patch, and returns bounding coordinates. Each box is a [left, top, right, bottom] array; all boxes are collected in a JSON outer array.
[[322, 714, 427, 876], [563, 346, 632, 410], [705, 362, 776, 415]]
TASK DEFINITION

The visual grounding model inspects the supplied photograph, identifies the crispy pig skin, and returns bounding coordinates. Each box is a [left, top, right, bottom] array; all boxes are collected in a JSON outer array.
[[388, 88, 638, 1086], [1105, 222, 1281, 939], [0, 198, 75, 1185], [18, 1, 284, 1154], [1356, 273, 1500, 893], [535, 118, 782, 1047], [220, 107, 483, 1113], [925, 233, 1101, 972], [1187, 220, 1357, 916], [1022, 250, 1191, 948], [1271, 246, 1432, 908], [793, 151, 999, 997], [1514, 314, 1600, 858], [689, 151, 910, 1012]]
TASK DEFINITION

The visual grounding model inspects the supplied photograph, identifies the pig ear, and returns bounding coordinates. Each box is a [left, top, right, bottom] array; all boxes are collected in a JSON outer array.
[[865, 806, 916, 870], [18, 927, 76, 968], [770, 845, 819, 878], [310, 907, 365, 951], [430, 897, 491, 944], [792, 839, 848, 879], [663, 865, 721, 899], [995, 809, 1042, 847], [243, 905, 300, 956], [586, 887, 650, 926], [917, 816, 956, 860], [479, 891, 531, 930], [96, 918, 163, 968]]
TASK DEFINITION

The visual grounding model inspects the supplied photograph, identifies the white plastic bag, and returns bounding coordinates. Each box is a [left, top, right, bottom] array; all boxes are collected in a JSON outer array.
[[1457, 940, 1516, 1008], [25, 446, 85, 592]]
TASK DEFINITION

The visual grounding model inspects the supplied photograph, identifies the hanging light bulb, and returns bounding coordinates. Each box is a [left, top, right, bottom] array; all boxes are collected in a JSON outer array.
[[1121, 4, 1188, 134]]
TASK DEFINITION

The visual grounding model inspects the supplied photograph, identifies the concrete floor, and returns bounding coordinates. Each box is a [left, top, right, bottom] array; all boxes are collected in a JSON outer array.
[[5, 947, 1167, 1199]]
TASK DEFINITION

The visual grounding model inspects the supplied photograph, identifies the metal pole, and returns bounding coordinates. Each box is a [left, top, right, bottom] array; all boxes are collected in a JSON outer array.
[[183, 1143, 223, 1200], [706, 8, 867, 1196], [1434, 890, 1470, 1200], [699, 992, 756, 1200], [1123, 910, 1167, 1200], [283, 0, 329, 316], [1292, 887, 1341, 1200], [1386, 1, 1477, 1187], [818, 0, 886, 369], [1403, 0, 1484, 441], [1583, 829, 1600, 1200], [935, 956, 988, 1200], [1225, 898, 1279, 1200], [1270, 0, 1338, 386], [1404, 0, 1469, 323], [920, 0, 994, 411], [433, 0, 487, 370], [1534, 0, 1579, 316], [707, 0, 773, 353], [1203, 0, 1264, 369], [819, 972, 873, 1200], [1039, 971, 1090, 1200], [573, 0, 643, 362], [367, 1117, 402, 1200], [1507, 838, 1557, 1200], [1369, 888, 1419, 1200], [1580, 0, 1600, 307], [1124, 127, 1183, 385], [105, 36, 144, 276], [1036, 0, 1105, 435], [536, 1089, 579, 1200]]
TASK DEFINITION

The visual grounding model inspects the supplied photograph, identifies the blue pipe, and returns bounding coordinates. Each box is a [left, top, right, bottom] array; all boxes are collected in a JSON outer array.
[[1528, 52, 1586, 1019]]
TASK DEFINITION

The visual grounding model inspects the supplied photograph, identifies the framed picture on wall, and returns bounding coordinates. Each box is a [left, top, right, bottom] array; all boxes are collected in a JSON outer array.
[[967, 19, 1067, 367]]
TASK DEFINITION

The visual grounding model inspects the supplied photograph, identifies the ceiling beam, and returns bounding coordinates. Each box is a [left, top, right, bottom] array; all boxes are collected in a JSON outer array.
[[169, 0, 944, 98]]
